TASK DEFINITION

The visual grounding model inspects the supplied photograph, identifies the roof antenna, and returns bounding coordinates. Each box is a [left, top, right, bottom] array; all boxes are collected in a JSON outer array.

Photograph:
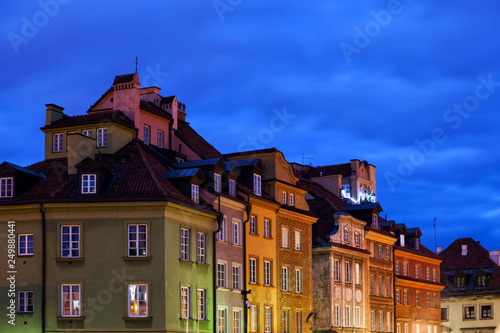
[[433, 217, 437, 251], [302, 153, 313, 165], [135, 56, 138, 72]]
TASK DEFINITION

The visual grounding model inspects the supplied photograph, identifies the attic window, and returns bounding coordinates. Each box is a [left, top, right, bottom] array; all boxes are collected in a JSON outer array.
[[0, 177, 13, 198], [214, 173, 221, 192], [400, 234, 405, 247], [476, 274, 487, 287], [229, 179, 236, 197], [191, 184, 199, 204], [415, 238, 420, 250], [253, 174, 261, 196], [289, 193, 294, 207], [372, 214, 378, 228], [81, 174, 96, 194], [461, 245, 468, 256]]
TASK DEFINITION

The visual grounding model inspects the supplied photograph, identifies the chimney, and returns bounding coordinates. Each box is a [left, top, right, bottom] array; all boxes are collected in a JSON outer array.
[[45, 104, 65, 125], [112, 72, 140, 123], [67, 133, 95, 175], [436, 246, 442, 254]]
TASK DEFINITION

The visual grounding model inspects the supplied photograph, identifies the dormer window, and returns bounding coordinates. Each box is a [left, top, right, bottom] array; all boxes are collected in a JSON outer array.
[[191, 184, 199, 204], [253, 174, 261, 196], [476, 274, 487, 287], [283, 191, 287, 204], [415, 238, 420, 250], [290, 193, 294, 206], [229, 179, 236, 197], [143, 125, 150, 145], [372, 214, 378, 228], [82, 129, 92, 138], [214, 173, 221, 192], [97, 128, 107, 147], [53, 133, 63, 152], [455, 276, 465, 288], [81, 174, 96, 194], [400, 234, 405, 247], [0, 177, 13, 198]]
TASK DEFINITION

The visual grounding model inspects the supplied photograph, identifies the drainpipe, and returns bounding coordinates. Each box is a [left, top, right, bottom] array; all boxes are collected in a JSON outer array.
[[393, 245, 396, 333], [39, 203, 46, 333], [213, 193, 222, 333], [242, 194, 251, 333]]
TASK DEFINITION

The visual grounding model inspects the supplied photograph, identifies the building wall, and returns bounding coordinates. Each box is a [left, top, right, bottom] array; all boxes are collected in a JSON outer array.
[[441, 294, 500, 333]]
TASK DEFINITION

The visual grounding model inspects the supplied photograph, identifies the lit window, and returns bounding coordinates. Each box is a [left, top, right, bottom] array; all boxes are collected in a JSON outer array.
[[403, 263, 408, 276], [191, 184, 199, 204], [128, 224, 147, 257], [180, 228, 190, 261], [372, 214, 378, 228], [395, 262, 400, 275], [197, 232, 206, 264], [464, 305, 475, 319], [217, 262, 227, 288], [128, 284, 148, 317], [233, 221, 241, 245], [0, 177, 13, 198], [370, 243, 374, 257], [378, 245, 383, 259], [181, 287, 190, 319], [250, 216, 257, 234], [345, 306, 351, 327], [355, 263, 361, 284], [295, 269, 302, 293], [283, 191, 287, 204], [61, 225, 80, 258], [345, 261, 351, 283], [97, 128, 107, 147], [197, 289, 206, 320], [218, 216, 226, 242], [18, 291, 34, 313], [334, 259, 340, 282], [18, 234, 34, 256], [416, 291, 420, 306], [143, 125, 150, 145], [229, 179, 236, 197], [81, 174, 96, 194], [264, 260, 271, 286], [386, 247, 391, 261], [290, 193, 294, 206], [379, 311, 383, 331], [82, 129, 92, 138], [433, 269, 437, 282], [53, 133, 63, 152], [232, 265, 241, 290], [282, 266, 289, 291], [265, 307, 272, 333], [282, 227, 289, 248], [250, 305, 258, 332], [426, 268, 430, 281], [282, 309, 290, 333], [61, 284, 81, 317], [477, 275, 487, 287], [404, 323, 408, 333], [387, 312, 391, 331], [253, 174, 261, 196], [397, 324, 401, 333], [400, 234, 405, 246], [157, 130, 164, 148], [218, 308, 227, 333], [341, 184, 351, 200], [415, 265, 420, 279], [295, 231, 301, 251], [461, 245, 468, 256], [250, 258, 257, 284], [264, 219, 271, 238], [234, 309, 241, 333], [371, 311, 376, 331], [214, 173, 221, 192]]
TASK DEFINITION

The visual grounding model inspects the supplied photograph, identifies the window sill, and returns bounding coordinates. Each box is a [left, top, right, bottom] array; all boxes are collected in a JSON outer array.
[[249, 233, 259, 237], [232, 244, 243, 248], [179, 317, 195, 321], [249, 282, 261, 286], [179, 259, 194, 264], [197, 319, 210, 322], [217, 287, 230, 291], [263, 284, 274, 288], [263, 236, 273, 240], [122, 256, 152, 261], [57, 316, 85, 321], [217, 240, 229, 244], [196, 262, 210, 267], [55, 257, 85, 262], [18, 254, 34, 257], [17, 311, 34, 314], [123, 316, 153, 321]]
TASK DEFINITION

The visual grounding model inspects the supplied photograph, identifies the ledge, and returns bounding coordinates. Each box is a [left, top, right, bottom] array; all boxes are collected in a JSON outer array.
[[196, 262, 210, 267], [57, 316, 85, 321], [179, 258, 194, 264], [123, 316, 153, 321], [122, 256, 152, 261], [55, 257, 85, 262]]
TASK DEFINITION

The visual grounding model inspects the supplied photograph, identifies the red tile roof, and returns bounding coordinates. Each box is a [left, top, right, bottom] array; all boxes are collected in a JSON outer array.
[[140, 100, 173, 121], [113, 73, 135, 85], [297, 179, 347, 214], [440, 237, 499, 271], [175, 120, 222, 159]]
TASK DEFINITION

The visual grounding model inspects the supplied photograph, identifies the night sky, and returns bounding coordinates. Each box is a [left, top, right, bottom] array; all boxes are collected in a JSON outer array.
[[1, 1, 499, 252]]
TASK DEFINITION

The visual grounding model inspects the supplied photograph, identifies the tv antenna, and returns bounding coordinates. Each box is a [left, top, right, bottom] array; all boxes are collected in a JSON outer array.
[[135, 56, 138, 72], [433, 217, 437, 251], [302, 153, 313, 165]]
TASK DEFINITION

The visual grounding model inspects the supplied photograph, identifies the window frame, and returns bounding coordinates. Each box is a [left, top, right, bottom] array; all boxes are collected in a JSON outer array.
[[218, 216, 227, 242], [191, 184, 199, 204], [282, 266, 289, 291], [253, 174, 261, 196], [334, 259, 340, 282], [250, 305, 258, 332], [217, 261, 227, 288], [180, 228, 190, 261], [264, 306, 272, 333], [214, 173, 221, 193], [18, 290, 34, 313], [264, 219, 271, 238], [18, 233, 34, 256], [249, 215, 257, 234], [157, 130, 164, 148], [232, 264, 241, 290], [354, 232, 360, 247], [82, 129, 92, 138], [97, 127, 107, 147], [181, 286, 190, 319], [289, 193, 294, 206], [232, 220, 241, 246], [197, 288, 206, 320], [127, 224, 148, 257], [60, 225, 81, 258], [127, 283, 149, 317], [295, 268, 302, 293], [282, 227, 289, 248], [197, 232, 206, 264], [463, 305, 476, 320], [81, 174, 96, 194], [229, 179, 236, 197], [143, 125, 150, 145], [0, 177, 13, 198], [264, 260, 272, 286], [295, 231, 301, 251], [249, 258, 258, 284], [345, 261, 351, 283], [53, 133, 63, 152], [60, 283, 81, 317], [480, 304, 492, 320]]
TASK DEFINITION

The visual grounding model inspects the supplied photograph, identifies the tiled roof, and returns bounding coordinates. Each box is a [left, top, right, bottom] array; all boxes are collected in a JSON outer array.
[[41, 110, 135, 130], [396, 243, 441, 260], [3, 162, 45, 178], [343, 202, 380, 211], [140, 100, 173, 121], [175, 120, 222, 159], [304, 163, 352, 178], [174, 159, 220, 169], [297, 179, 347, 214], [164, 168, 200, 179], [308, 198, 339, 246], [225, 159, 261, 169], [440, 238, 499, 271], [113, 73, 135, 85]]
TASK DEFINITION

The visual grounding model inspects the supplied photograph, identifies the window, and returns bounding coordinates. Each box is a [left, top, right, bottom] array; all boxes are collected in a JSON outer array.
[[336, 305, 342, 327], [233, 221, 241, 245], [481, 305, 492, 319], [396, 289, 400, 304], [378, 245, 383, 259], [346, 306, 352, 327], [82, 129, 92, 137], [253, 174, 261, 196], [214, 173, 221, 192], [456, 276, 465, 287], [128, 284, 148, 317], [181, 228, 190, 261], [18, 234, 34, 256], [81, 174, 96, 194], [477, 274, 487, 287], [282, 227, 289, 248], [397, 323, 401, 333], [462, 245, 468, 256], [264, 261, 271, 286], [0, 177, 13, 197], [400, 234, 405, 246], [379, 311, 384, 331], [282, 266, 289, 291], [379, 276, 384, 296], [97, 128, 107, 147], [355, 307, 361, 328], [386, 277, 391, 297], [53, 133, 63, 152], [370, 243, 375, 257], [295, 231, 301, 251], [426, 268, 430, 281], [191, 184, 199, 204], [355, 263, 361, 284], [387, 312, 392, 332], [354, 232, 360, 247], [296, 311, 302, 333], [181, 287, 190, 319], [233, 310, 241, 333], [143, 125, 150, 145], [197, 232, 206, 263], [250, 258, 257, 284], [415, 237, 420, 250], [441, 308, 448, 321], [295, 269, 302, 293], [282, 309, 290, 333], [395, 262, 400, 275], [416, 324, 420, 333], [427, 293, 431, 307], [464, 305, 475, 319], [61, 284, 81, 317], [61, 225, 80, 258], [232, 265, 241, 290], [218, 216, 227, 242], [386, 247, 391, 261], [251, 305, 258, 332], [218, 308, 227, 333], [416, 291, 420, 306], [371, 311, 376, 331], [415, 265, 420, 279], [433, 294, 437, 308], [265, 307, 272, 333], [283, 191, 287, 204], [334, 259, 340, 282], [290, 193, 295, 206], [372, 214, 378, 228], [218, 262, 227, 288], [264, 219, 271, 238], [128, 224, 147, 257], [345, 261, 351, 283], [229, 179, 236, 197], [157, 130, 163, 148], [403, 263, 408, 276], [370, 275, 376, 295], [197, 289, 206, 320], [18, 291, 34, 313], [404, 323, 408, 333], [344, 228, 350, 244], [250, 216, 257, 234], [403, 290, 408, 305]]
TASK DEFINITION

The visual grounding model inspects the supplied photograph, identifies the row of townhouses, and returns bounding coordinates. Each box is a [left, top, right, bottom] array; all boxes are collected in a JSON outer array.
[[1, 71, 497, 333]]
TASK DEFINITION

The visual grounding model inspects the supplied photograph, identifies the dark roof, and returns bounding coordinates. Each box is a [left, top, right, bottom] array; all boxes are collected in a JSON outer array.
[[297, 179, 347, 214], [225, 159, 261, 169], [304, 163, 352, 178], [113, 73, 135, 85], [440, 238, 499, 271], [41, 110, 135, 130], [164, 168, 200, 179], [140, 100, 172, 121], [308, 198, 340, 246], [161, 96, 175, 104], [3, 162, 45, 178], [174, 159, 220, 169], [343, 202, 380, 211], [175, 120, 222, 159]]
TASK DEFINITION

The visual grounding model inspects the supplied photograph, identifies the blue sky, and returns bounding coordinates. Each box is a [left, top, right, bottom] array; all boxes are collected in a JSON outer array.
[[1, 1, 499, 252]]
